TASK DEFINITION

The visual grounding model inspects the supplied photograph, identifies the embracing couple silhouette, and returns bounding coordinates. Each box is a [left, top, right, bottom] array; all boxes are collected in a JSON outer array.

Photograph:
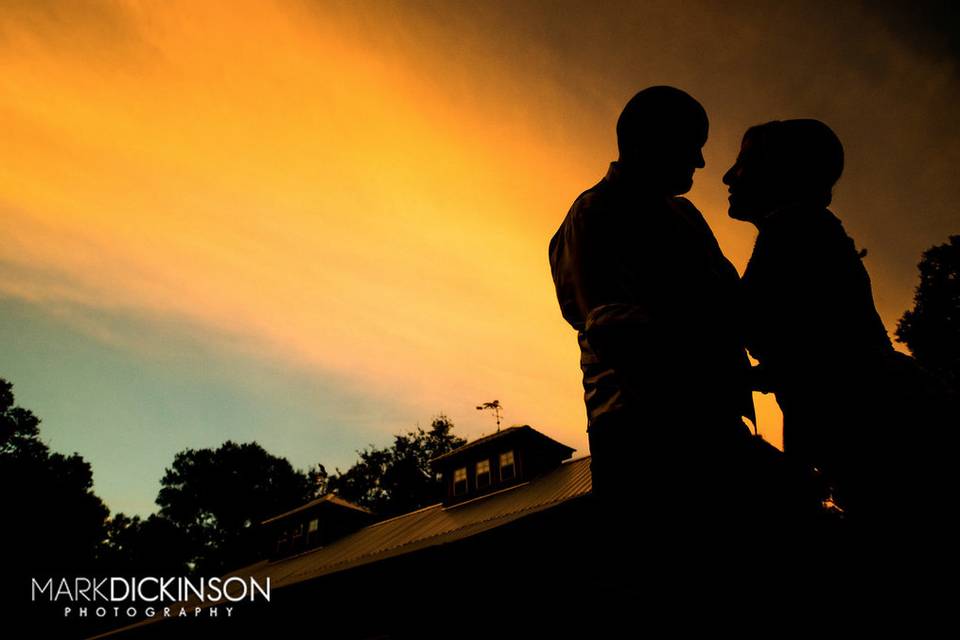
[[549, 87, 954, 571]]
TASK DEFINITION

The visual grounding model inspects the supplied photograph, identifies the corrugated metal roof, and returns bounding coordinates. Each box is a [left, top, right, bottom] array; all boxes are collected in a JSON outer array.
[[228, 455, 592, 589], [88, 455, 592, 639], [260, 493, 372, 525]]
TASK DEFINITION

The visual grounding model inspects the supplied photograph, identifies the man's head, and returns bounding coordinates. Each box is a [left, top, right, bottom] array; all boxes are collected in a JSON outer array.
[[616, 86, 709, 195], [723, 119, 844, 223]]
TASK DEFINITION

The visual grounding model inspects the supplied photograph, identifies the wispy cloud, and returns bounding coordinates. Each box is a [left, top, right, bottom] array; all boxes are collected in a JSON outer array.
[[0, 1, 590, 463]]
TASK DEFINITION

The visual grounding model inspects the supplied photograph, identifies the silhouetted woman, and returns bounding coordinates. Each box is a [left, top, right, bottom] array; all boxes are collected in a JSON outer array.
[[723, 119, 952, 533]]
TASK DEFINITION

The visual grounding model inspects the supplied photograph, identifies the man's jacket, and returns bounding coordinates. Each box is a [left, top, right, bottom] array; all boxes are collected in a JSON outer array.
[[549, 162, 754, 436]]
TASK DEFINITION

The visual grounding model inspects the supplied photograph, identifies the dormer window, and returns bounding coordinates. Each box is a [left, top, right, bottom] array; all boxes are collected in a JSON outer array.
[[261, 493, 374, 560], [429, 426, 575, 506], [453, 467, 468, 496], [500, 451, 515, 481], [476, 459, 491, 489]]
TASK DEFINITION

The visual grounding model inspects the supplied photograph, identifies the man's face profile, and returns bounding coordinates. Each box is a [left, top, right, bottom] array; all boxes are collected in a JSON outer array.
[[665, 135, 707, 196], [641, 129, 706, 196], [627, 127, 707, 196]]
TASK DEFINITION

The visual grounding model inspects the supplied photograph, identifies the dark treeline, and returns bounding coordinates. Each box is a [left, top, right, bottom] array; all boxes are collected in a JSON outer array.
[[100, 415, 464, 577], [1, 235, 956, 637], [1, 377, 463, 638], [1, 389, 464, 581]]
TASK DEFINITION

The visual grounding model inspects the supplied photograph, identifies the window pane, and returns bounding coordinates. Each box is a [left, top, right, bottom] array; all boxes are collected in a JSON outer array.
[[453, 467, 468, 495], [500, 450, 516, 481], [476, 459, 491, 489]]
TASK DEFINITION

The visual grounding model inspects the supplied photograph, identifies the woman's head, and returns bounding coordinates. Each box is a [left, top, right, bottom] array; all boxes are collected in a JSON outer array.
[[723, 119, 844, 222]]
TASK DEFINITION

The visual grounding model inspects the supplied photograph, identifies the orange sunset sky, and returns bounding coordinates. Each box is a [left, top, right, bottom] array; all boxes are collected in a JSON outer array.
[[1, 0, 958, 516]]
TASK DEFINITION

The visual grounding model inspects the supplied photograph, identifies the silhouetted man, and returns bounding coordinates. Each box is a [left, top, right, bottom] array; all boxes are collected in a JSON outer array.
[[549, 87, 758, 536]]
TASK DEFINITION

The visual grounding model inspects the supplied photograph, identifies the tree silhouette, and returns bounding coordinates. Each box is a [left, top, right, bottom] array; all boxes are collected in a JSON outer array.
[[98, 512, 194, 576], [0, 383, 468, 583], [105, 415, 462, 574], [0, 378, 109, 577], [155, 440, 319, 573], [896, 235, 960, 388], [329, 414, 465, 517]]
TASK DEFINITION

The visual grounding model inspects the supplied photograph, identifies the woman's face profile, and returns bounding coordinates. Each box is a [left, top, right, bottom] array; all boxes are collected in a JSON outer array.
[[723, 133, 776, 222], [725, 120, 843, 221]]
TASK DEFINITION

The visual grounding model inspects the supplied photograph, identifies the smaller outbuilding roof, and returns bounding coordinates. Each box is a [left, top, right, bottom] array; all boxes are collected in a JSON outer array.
[[260, 493, 372, 526]]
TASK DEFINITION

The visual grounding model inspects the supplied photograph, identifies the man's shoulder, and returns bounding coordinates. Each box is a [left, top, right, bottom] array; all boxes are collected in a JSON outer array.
[[668, 195, 717, 237], [670, 195, 706, 219], [569, 178, 613, 216], [554, 180, 614, 241]]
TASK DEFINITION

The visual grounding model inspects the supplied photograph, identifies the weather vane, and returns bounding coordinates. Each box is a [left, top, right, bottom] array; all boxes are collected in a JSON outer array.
[[475, 400, 503, 432]]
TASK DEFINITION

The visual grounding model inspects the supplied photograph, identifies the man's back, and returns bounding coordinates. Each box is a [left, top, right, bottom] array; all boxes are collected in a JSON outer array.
[[550, 161, 753, 439]]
